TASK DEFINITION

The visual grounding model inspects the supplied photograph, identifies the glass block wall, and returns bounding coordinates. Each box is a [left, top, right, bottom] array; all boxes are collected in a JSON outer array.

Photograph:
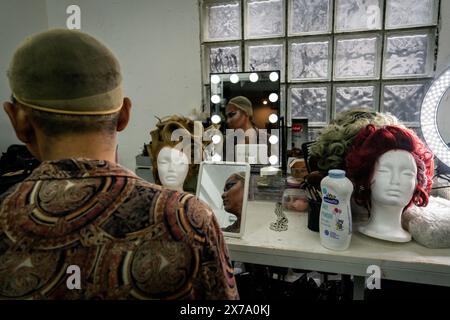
[[200, 0, 440, 140]]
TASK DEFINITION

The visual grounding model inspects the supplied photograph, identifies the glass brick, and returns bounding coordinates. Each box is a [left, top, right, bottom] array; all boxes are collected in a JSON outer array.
[[246, 42, 285, 80], [245, 0, 284, 39], [334, 35, 380, 80], [289, 38, 331, 81], [288, 0, 332, 35], [208, 45, 241, 74], [334, 84, 378, 115], [386, 0, 438, 29], [383, 82, 429, 124], [289, 86, 329, 124], [383, 32, 434, 78], [335, 0, 382, 32], [205, 1, 241, 41]]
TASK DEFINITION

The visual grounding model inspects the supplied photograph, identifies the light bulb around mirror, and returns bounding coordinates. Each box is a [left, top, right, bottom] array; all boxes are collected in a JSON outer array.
[[230, 74, 239, 83], [211, 95, 221, 104], [249, 73, 259, 82], [269, 93, 279, 103], [211, 114, 221, 124], [269, 155, 278, 165], [269, 114, 278, 123], [212, 154, 222, 162], [212, 135, 221, 144], [269, 135, 279, 145], [269, 72, 279, 82], [210, 75, 221, 84]]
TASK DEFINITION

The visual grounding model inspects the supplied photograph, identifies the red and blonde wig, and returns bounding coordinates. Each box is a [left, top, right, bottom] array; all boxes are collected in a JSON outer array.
[[345, 125, 434, 210]]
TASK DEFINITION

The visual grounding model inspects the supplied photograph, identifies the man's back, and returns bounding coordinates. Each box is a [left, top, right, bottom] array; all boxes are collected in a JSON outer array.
[[0, 158, 238, 299]]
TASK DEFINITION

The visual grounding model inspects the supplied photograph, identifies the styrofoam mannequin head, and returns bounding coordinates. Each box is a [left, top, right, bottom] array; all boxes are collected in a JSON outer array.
[[358, 149, 417, 242], [157, 146, 189, 192], [371, 149, 418, 208], [346, 125, 435, 243]]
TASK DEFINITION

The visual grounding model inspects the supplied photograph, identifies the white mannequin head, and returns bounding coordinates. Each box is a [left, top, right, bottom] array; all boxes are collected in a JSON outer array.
[[346, 125, 435, 243], [371, 150, 417, 208], [157, 146, 189, 192], [359, 149, 417, 242]]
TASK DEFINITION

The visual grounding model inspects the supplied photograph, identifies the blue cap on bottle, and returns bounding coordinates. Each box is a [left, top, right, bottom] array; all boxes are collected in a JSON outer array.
[[328, 169, 346, 179]]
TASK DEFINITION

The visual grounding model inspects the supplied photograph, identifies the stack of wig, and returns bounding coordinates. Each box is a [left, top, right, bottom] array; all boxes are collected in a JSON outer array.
[[309, 109, 401, 173]]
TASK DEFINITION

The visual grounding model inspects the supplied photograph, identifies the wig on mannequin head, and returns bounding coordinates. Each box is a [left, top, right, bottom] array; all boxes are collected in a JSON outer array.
[[309, 109, 400, 172], [148, 115, 208, 186], [345, 124, 434, 211]]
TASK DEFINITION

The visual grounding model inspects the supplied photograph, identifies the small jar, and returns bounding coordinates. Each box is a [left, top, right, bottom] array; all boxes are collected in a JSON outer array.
[[282, 188, 308, 212], [257, 166, 282, 187]]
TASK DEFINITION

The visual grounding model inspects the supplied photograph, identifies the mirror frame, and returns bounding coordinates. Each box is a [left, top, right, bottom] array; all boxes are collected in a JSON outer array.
[[420, 66, 450, 168], [196, 161, 250, 238], [209, 71, 284, 169]]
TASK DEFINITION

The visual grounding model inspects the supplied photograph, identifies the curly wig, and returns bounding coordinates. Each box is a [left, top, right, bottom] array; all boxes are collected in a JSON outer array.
[[345, 124, 434, 210], [309, 109, 400, 172], [147, 115, 214, 186]]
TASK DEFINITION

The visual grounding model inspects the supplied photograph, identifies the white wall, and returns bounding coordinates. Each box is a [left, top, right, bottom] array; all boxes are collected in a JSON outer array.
[[45, 0, 202, 169], [0, 0, 48, 154], [0, 0, 202, 170]]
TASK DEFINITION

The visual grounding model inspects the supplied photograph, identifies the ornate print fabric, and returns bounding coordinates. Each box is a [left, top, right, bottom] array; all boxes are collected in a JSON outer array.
[[0, 159, 238, 300]]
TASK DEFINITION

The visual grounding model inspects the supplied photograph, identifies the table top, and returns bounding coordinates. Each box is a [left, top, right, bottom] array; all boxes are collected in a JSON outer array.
[[225, 200, 450, 286]]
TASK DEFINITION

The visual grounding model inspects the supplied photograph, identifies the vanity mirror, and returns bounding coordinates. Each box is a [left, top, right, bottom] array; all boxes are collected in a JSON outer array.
[[209, 71, 283, 168], [421, 66, 450, 169], [196, 161, 250, 238]]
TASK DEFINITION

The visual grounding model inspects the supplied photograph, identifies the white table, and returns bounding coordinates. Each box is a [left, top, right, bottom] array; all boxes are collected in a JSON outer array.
[[225, 201, 450, 299]]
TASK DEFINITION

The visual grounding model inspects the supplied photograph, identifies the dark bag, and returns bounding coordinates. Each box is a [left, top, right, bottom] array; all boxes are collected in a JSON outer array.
[[0, 145, 40, 195]]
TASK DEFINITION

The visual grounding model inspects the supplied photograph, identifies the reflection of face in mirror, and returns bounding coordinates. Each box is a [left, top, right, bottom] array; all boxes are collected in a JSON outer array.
[[437, 88, 450, 144], [157, 146, 189, 192], [197, 163, 249, 237], [221, 173, 245, 233], [225, 96, 254, 131]]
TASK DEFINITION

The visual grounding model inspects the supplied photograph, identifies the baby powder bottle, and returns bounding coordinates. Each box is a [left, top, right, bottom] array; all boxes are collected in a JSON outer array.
[[319, 169, 354, 251]]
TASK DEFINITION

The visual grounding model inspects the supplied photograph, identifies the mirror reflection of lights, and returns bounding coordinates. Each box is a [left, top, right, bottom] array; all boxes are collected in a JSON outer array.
[[210, 75, 221, 84], [211, 114, 221, 124], [211, 95, 221, 104], [420, 67, 450, 167], [212, 154, 222, 162], [230, 74, 239, 83], [212, 135, 221, 144], [269, 93, 278, 103], [269, 72, 279, 82], [269, 114, 278, 123], [269, 135, 279, 144], [249, 73, 259, 82], [262, 100, 268, 105], [269, 155, 278, 165]]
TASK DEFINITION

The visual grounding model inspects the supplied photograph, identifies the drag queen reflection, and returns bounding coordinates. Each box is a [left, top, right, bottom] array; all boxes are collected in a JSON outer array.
[[220, 172, 245, 232]]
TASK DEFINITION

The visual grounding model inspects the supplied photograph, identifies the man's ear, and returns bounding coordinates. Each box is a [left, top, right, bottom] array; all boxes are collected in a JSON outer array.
[[117, 97, 131, 132], [3, 102, 34, 144]]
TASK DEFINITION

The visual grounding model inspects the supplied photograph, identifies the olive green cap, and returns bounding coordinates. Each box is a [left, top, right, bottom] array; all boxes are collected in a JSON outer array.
[[227, 96, 253, 117], [8, 29, 123, 115]]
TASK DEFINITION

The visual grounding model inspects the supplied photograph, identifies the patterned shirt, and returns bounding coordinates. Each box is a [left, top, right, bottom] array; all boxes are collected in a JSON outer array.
[[0, 159, 238, 300]]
